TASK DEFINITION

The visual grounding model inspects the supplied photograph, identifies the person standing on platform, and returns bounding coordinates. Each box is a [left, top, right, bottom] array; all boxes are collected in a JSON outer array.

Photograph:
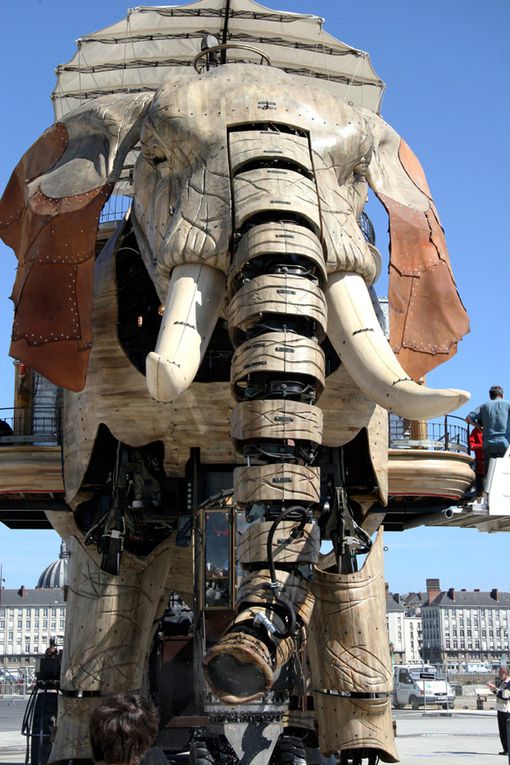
[[466, 386, 510, 474], [488, 666, 510, 755]]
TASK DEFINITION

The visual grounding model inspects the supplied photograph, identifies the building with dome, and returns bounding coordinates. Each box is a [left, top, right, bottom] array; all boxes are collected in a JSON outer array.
[[0, 542, 68, 671], [36, 540, 69, 589]]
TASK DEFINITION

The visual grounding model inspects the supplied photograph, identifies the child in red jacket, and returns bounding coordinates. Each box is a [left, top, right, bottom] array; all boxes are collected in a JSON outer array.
[[469, 426, 484, 493]]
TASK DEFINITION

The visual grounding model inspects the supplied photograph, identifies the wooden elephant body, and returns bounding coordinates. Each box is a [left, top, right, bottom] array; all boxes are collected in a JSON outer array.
[[1, 44, 469, 765]]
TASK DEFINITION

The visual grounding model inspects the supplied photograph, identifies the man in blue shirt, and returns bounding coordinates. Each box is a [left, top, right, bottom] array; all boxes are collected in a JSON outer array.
[[466, 385, 510, 473]]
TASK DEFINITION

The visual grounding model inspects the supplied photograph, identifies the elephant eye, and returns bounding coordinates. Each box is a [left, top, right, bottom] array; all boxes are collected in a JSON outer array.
[[142, 144, 167, 167], [150, 154, 166, 167]]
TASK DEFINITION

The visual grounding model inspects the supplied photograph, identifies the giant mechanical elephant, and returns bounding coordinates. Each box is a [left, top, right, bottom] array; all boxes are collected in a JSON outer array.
[[0, 62, 469, 764]]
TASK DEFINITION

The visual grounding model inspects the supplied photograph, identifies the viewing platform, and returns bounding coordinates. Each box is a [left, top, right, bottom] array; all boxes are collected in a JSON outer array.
[[0, 409, 478, 532], [2, 399, 501, 534], [0, 405, 65, 529]]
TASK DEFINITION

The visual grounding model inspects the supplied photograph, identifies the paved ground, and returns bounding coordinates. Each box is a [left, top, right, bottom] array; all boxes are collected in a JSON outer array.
[[0, 698, 29, 764], [394, 709, 505, 762], [0, 699, 506, 763]]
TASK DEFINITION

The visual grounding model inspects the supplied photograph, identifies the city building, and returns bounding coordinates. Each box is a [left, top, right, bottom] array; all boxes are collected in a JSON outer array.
[[386, 590, 405, 664], [386, 587, 423, 664], [403, 614, 422, 664], [421, 578, 510, 667], [0, 542, 68, 669]]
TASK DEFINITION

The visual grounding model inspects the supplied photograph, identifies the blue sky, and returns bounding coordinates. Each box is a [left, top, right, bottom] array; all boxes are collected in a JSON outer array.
[[1, 0, 510, 593]]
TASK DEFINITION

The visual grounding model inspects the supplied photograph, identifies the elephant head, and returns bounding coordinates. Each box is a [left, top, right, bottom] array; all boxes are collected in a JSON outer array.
[[0, 63, 468, 416]]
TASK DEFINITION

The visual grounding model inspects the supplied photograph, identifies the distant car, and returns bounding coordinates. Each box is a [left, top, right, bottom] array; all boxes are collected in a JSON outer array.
[[393, 665, 455, 709]]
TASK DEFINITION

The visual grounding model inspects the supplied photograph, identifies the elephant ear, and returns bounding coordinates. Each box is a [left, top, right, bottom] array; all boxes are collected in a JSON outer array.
[[0, 93, 152, 391], [365, 113, 469, 381]]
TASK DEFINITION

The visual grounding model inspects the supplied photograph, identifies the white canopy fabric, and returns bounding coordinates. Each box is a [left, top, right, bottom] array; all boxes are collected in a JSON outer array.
[[52, 0, 384, 194]]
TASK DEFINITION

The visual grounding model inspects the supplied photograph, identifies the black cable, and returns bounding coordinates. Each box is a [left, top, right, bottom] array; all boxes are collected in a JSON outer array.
[[264, 506, 309, 639]]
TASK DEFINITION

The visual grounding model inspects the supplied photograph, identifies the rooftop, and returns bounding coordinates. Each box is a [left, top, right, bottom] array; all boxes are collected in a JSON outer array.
[[0, 588, 65, 607], [428, 588, 510, 608]]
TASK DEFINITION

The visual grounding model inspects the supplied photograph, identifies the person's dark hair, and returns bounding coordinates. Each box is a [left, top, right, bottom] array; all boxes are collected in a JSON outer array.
[[490, 385, 504, 400], [89, 693, 159, 765]]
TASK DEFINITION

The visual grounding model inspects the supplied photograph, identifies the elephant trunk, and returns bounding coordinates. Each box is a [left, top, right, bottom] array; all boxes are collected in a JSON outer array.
[[203, 126, 327, 702]]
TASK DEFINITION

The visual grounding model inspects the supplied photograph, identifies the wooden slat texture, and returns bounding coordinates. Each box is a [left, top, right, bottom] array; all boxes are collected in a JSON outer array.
[[51, 532, 192, 761], [63, 225, 238, 503], [228, 222, 326, 293], [388, 448, 474, 499], [204, 629, 279, 703], [238, 520, 320, 565], [366, 404, 389, 505], [312, 695, 398, 761], [0, 446, 64, 493], [237, 569, 315, 625], [228, 130, 312, 174], [231, 399, 323, 447], [233, 168, 320, 231], [320, 365, 379, 447], [228, 273, 327, 338], [231, 332, 325, 390], [234, 463, 320, 505], [234, 607, 295, 668], [309, 531, 392, 693], [51, 697, 107, 762]]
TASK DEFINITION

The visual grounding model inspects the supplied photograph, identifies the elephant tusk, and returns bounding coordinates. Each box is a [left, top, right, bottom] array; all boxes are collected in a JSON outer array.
[[146, 263, 225, 402], [326, 271, 470, 420]]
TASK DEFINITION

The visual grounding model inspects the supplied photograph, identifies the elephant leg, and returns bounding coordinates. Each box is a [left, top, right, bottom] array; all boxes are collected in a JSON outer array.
[[204, 126, 328, 701], [307, 530, 398, 763], [49, 535, 190, 763]]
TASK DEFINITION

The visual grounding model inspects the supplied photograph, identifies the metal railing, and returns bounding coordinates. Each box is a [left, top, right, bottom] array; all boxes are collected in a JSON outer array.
[[99, 194, 131, 224], [0, 407, 62, 446], [389, 414, 470, 453], [0, 678, 33, 698]]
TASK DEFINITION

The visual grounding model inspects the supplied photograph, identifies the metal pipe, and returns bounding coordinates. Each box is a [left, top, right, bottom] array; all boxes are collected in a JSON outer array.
[[220, 0, 231, 63], [400, 507, 460, 530]]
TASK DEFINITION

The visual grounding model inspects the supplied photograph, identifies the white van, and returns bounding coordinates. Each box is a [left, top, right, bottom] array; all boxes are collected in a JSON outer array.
[[393, 665, 455, 709]]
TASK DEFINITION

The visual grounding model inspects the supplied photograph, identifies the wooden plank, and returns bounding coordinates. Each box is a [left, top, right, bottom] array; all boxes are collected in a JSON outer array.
[[228, 130, 312, 174], [312, 695, 397, 761], [309, 531, 392, 693], [238, 520, 320, 565], [228, 222, 326, 294], [228, 273, 327, 338], [231, 332, 325, 391], [234, 463, 320, 505], [388, 449, 474, 499], [0, 446, 64, 493], [308, 529, 397, 758], [320, 365, 378, 447], [233, 168, 320, 231], [237, 569, 315, 624], [231, 399, 323, 446]]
